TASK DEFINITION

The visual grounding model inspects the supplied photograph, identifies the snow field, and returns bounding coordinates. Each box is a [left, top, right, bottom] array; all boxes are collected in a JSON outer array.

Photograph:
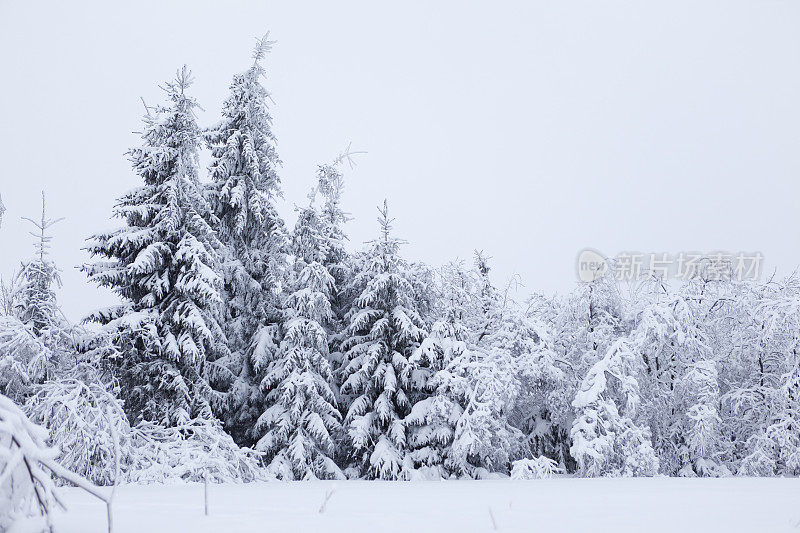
[[53, 477, 800, 533]]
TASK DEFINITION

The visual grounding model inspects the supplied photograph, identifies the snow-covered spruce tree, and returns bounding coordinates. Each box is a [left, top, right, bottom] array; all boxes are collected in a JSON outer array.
[[252, 199, 344, 480], [314, 154, 360, 401], [404, 261, 476, 478], [0, 195, 69, 402], [16, 192, 66, 342], [570, 339, 659, 477], [83, 67, 225, 426], [315, 151, 353, 323], [339, 201, 427, 479], [204, 34, 288, 445]]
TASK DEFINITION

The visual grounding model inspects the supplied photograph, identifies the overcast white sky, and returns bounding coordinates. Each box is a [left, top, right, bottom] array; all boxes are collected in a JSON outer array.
[[1, 1, 799, 321]]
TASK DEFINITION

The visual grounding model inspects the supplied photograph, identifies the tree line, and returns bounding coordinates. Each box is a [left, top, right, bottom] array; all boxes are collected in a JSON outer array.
[[1, 36, 799, 486]]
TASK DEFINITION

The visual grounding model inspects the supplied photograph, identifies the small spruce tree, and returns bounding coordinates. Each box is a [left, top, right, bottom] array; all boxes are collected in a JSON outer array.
[[339, 201, 427, 479]]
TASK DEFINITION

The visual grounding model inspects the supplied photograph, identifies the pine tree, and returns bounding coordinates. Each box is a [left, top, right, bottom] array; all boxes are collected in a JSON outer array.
[[311, 152, 360, 466], [0, 314, 50, 404], [339, 201, 427, 479], [316, 151, 352, 302], [252, 200, 344, 480], [83, 67, 225, 426], [315, 152, 355, 351], [204, 34, 288, 445], [405, 263, 474, 477], [17, 192, 65, 341], [0, 193, 67, 400]]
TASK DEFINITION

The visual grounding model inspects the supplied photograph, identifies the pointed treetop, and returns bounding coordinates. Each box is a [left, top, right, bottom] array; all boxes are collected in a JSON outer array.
[[0, 193, 5, 228], [377, 200, 393, 242], [21, 191, 64, 261], [253, 32, 277, 64], [169, 65, 194, 96]]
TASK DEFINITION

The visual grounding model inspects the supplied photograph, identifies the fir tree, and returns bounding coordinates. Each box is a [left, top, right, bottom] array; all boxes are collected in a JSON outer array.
[[404, 259, 497, 478], [315, 151, 354, 336], [339, 201, 427, 479], [405, 268, 473, 477], [252, 199, 344, 480], [17, 192, 65, 340], [311, 151, 358, 458], [0, 193, 67, 398], [83, 67, 225, 426], [204, 34, 288, 445]]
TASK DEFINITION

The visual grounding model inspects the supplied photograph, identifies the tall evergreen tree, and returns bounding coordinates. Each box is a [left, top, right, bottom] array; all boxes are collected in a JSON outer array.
[[339, 201, 427, 479], [253, 200, 344, 479], [315, 153, 353, 332], [204, 34, 287, 444], [83, 67, 225, 426], [312, 152, 358, 430]]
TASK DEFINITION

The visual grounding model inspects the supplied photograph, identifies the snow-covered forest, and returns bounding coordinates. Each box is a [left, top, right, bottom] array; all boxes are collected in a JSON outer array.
[[2, 32, 800, 531]]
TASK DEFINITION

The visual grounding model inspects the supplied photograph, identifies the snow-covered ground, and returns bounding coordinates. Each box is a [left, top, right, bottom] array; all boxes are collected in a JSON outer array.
[[53, 478, 800, 532]]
